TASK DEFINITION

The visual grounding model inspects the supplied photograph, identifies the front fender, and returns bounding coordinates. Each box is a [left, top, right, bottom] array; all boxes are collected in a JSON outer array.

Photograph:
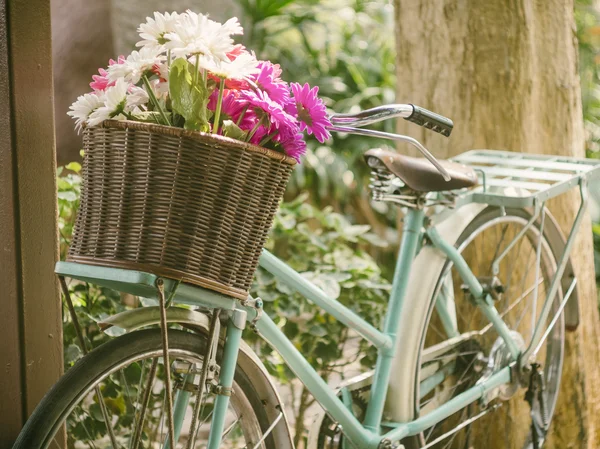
[[100, 307, 295, 449]]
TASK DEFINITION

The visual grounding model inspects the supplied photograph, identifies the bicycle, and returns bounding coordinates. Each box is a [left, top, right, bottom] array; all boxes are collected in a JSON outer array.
[[13, 104, 600, 449]]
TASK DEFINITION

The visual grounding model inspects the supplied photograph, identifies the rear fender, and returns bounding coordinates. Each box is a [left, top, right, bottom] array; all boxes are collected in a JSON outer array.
[[100, 307, 295, 449]]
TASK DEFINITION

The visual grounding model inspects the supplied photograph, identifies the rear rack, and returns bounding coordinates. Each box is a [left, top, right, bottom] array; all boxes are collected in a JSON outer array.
[[451, 149, 600, 208]]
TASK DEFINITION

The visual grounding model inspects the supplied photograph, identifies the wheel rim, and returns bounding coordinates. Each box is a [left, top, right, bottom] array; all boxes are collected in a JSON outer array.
[[45, 347, 265, 449], [414, 212, 564, 449]]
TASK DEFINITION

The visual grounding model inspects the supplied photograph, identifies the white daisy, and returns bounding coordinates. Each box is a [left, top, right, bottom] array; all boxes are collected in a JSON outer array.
[[136, 11, 181, 51], [199, 51, 259, 80], [150, 78, 170, 100], [164, 11, 243, 61], [67, 92, 105, 132], [88, 79, 129, 126], [126, 86, 149, 109], [107, 47, 165, 84]]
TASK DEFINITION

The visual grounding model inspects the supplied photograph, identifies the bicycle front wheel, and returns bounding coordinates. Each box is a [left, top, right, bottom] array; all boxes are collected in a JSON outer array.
[[404, 207, 564, 449], [13, 328, 276, 449]]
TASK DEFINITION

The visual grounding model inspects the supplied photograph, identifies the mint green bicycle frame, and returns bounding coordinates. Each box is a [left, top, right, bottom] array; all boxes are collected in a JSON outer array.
[[188, 192, 582, 448]]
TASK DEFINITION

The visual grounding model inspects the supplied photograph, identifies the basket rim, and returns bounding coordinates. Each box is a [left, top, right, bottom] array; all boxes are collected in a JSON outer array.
[[95, 119, 298, 166]]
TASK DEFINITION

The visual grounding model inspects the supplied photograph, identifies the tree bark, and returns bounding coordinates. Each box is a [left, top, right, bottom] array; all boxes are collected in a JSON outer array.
[[394, 1, 600, 447]]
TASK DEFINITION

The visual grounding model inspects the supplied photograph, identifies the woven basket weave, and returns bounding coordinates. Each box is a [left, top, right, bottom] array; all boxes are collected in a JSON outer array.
[[68, 120, 296, 299]]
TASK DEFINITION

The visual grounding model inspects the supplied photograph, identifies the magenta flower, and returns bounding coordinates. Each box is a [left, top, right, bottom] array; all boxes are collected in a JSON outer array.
[[289, 83, 331, 143], [247, 123, 269, 145], [240, 89, 296, 132], [208, 89, 256, 130], [250, 61, 290, 106], [274, 125, 306, 162], [90, 56, 126, 92]]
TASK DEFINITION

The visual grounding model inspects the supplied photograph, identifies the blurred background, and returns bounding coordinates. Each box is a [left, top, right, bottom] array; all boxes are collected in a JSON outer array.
[[51, 0, 600, 446]]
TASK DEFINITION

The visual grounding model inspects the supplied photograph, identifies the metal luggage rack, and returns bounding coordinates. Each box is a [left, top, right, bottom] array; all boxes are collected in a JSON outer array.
[[449, 149, 600, 208]]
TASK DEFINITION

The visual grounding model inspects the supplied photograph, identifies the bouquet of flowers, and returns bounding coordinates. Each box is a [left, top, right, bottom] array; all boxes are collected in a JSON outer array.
[[68, 10, 332, 162]]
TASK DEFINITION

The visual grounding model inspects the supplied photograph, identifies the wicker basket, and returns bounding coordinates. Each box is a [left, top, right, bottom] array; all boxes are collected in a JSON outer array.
[[67, 120, 296, 299]]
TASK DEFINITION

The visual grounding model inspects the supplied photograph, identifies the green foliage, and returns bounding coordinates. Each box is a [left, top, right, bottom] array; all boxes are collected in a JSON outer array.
[[576, 0, 600, 157], [57, 163, 126, 369], [169, 58, 212, 131], [252, 193, 389, 375]]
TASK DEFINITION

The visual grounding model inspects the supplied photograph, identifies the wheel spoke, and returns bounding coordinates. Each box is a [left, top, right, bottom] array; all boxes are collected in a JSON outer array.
[[131, 358, 159, 449]]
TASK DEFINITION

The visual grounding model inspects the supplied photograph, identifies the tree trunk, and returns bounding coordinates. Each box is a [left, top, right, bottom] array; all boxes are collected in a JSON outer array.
[[394, 1, 600, 447]]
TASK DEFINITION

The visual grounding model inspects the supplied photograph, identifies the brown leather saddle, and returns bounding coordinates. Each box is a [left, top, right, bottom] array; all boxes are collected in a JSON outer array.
[[364, 148, 478, 192]]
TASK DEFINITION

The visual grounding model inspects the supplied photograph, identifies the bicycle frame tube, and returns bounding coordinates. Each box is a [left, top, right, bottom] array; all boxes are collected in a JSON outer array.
[[254, 313, 380, 448], [363, 208, 425, 431], [206, 310, 246, 449], [426, 226, 521, 359]]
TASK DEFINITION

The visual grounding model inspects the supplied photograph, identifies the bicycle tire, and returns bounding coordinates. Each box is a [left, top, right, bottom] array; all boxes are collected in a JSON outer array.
[[13, 328, 278, 449]]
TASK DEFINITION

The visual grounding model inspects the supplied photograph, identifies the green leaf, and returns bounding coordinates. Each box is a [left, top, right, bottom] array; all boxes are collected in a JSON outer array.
[[65, 162, 82, 173], [300, 272, 341, 299], [65, 344, 82, 363], [90, 403, 105, 422], [169, 58, 210, 132], [308, 324, 328, 338], [58, 191, 78, 201], [222, 120, 247, 141]]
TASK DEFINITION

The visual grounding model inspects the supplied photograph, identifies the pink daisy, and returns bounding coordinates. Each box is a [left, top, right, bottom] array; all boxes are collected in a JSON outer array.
[[240, 89, 296, 132], [90, 56, 126, 92], [274, 124, 306, 162], [289, 82, 331, 143], [250, 61, 290, 106], [208, 89, 256, 130]]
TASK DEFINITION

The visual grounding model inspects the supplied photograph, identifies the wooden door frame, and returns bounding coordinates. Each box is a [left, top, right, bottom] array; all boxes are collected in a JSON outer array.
[[0, 0, 62, 446]]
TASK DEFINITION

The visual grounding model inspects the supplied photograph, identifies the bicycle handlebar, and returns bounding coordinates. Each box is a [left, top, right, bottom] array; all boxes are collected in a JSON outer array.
[[328, 104, 454, 182], [329, 104, 453, 137]]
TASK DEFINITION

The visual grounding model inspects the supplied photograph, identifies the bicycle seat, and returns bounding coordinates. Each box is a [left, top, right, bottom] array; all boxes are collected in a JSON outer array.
[[364, 148, 478, 192]]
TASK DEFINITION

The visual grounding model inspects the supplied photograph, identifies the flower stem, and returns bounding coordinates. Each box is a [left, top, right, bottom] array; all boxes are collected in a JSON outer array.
[[246, 116, 265, 142], [236, 105, 249, 126], [259, 130, 278, 147], [142, 75, 171, 126], [167, 50, 171, 69], [194, 54, 200, 85], [212, 78, 225, 134]]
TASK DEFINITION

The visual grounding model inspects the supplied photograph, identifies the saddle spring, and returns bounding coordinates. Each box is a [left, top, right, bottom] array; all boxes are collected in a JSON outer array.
[[368, 167, 457, 209]]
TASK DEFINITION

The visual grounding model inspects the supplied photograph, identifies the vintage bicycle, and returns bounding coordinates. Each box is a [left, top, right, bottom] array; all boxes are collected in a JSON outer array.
[[13, 104, 600, 449]]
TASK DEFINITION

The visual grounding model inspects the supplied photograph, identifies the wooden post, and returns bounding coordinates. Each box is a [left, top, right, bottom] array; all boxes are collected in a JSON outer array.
[[0, 0, 62, 447]]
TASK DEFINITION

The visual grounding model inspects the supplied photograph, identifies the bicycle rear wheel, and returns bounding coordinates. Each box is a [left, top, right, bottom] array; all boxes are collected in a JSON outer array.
[[405, 207, 564, 449], [13, 328, 276, 449]]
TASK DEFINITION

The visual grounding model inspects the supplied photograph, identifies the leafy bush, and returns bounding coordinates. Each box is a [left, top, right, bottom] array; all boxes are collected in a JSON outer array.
[[576, 0, 600, 157]]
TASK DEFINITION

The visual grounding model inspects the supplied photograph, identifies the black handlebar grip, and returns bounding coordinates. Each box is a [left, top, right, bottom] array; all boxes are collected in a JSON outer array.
[[404, 104, 454, 137]]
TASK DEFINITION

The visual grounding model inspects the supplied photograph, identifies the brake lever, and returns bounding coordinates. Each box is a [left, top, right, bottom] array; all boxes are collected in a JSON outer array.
[[329, 125, 452, 182]]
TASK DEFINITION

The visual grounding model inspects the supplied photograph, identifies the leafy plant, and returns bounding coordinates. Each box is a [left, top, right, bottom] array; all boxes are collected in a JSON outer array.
[[576, 0, 600, 157]]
